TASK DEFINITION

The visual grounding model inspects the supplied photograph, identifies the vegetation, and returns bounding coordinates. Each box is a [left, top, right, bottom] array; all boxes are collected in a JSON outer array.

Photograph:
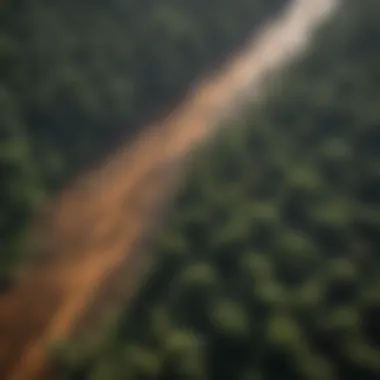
[[0, 0, 289, 275], [51, 0, 380, 379]]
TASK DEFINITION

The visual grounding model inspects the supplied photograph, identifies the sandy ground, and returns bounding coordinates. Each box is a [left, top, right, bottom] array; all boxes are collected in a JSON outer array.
[[0, 0, 337, 379]]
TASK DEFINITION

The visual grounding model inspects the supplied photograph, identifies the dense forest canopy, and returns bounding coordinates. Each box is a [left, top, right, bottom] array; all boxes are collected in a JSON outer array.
[[0, 0, 289, 276], [52, 0, 380, 379]]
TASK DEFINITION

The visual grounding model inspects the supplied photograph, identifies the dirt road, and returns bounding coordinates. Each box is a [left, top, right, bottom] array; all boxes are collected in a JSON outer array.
[[0, 0, 337, 379]]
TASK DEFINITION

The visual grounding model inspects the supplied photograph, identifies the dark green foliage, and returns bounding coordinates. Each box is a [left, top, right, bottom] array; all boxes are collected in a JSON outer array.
[[52, 0, 380, 379], [0, 0, 289, 274]]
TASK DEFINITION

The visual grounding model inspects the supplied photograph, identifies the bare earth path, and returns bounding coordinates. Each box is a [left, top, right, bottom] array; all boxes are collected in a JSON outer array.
[[0, 1, 337, 379]]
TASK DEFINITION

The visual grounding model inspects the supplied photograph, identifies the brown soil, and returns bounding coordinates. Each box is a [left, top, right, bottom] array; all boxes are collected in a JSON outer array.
[[0, 1, 336, 379]]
